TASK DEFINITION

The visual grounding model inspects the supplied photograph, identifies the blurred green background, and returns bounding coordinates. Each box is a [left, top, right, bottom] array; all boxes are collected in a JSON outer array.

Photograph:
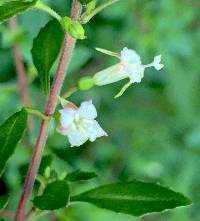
[[0, 0, 200, 220]]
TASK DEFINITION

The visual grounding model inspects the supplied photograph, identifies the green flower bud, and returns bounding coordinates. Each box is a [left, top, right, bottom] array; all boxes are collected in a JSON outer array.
[[78, 76, 94, 90], [60, 17, 86, 40]]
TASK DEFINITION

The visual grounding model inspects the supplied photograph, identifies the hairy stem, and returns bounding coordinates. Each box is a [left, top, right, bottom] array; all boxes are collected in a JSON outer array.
[[13, 1, 81, 221], [9, 17, 33, 130]]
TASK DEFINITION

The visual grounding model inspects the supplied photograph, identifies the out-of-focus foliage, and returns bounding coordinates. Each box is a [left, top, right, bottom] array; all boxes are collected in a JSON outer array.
[[0, 0, 199, 220]]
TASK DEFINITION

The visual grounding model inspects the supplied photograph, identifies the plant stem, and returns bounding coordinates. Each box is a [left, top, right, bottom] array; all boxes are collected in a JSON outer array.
[[34, 1, 62, 21], [9, 17, 33, 131], [13, 1, 81, 221]]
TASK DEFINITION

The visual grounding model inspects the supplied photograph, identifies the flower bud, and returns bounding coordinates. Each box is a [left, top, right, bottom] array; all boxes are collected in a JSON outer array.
[[78, 76, 94, 90], [60, 17, 86, 40]]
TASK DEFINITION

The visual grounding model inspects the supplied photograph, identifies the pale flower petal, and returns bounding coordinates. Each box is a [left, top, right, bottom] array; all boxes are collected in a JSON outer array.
[[120, 47, 141, 64], [151, 55, 164, 70], [128, 65, 145, 83], [67, 126, 89, 147], [87, 120, 108, 142], [78, 100, 97, 120], [57, 126, 68, 135], [120, 47, 144, 84], [59, 108, 76, 128]]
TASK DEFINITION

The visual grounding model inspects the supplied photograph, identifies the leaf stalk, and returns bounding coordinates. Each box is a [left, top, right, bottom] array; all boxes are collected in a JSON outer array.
[[81, 0, 120, 24], [25, 108, 50, 121], [34, 1, 62, 21]]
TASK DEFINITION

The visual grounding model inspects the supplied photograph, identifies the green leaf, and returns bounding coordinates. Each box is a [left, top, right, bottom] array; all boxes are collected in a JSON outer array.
[[78, 0, 94, 5], [33, 180, 70, 210], [0, 218, 7, 221], [31, 19, 64, 94], [0, 49, 15, 83], [71, 180, 192, 217], [65, 170, 97, 182], [0, 0, 37, 23], [52, 146, 85, 165], [0, 195, 8, 212], [0, 109, 27, 175]]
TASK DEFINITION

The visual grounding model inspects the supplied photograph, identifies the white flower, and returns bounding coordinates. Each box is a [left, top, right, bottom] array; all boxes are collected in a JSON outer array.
[[120, 47, 164, 83], [93, 47, 164, 98], [120, 47, 144, 83], [57, 100, 107, 147]]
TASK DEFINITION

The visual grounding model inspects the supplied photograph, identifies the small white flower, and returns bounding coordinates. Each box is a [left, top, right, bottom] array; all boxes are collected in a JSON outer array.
[[57, 100, 107, 147], [93, 47, 164, 98], [120, 47, 164, 83], [120, 47, 144, 83]]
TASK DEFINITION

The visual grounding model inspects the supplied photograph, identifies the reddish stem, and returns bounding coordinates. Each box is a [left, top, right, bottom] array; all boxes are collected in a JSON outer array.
[[13, 1, 81, 221]]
